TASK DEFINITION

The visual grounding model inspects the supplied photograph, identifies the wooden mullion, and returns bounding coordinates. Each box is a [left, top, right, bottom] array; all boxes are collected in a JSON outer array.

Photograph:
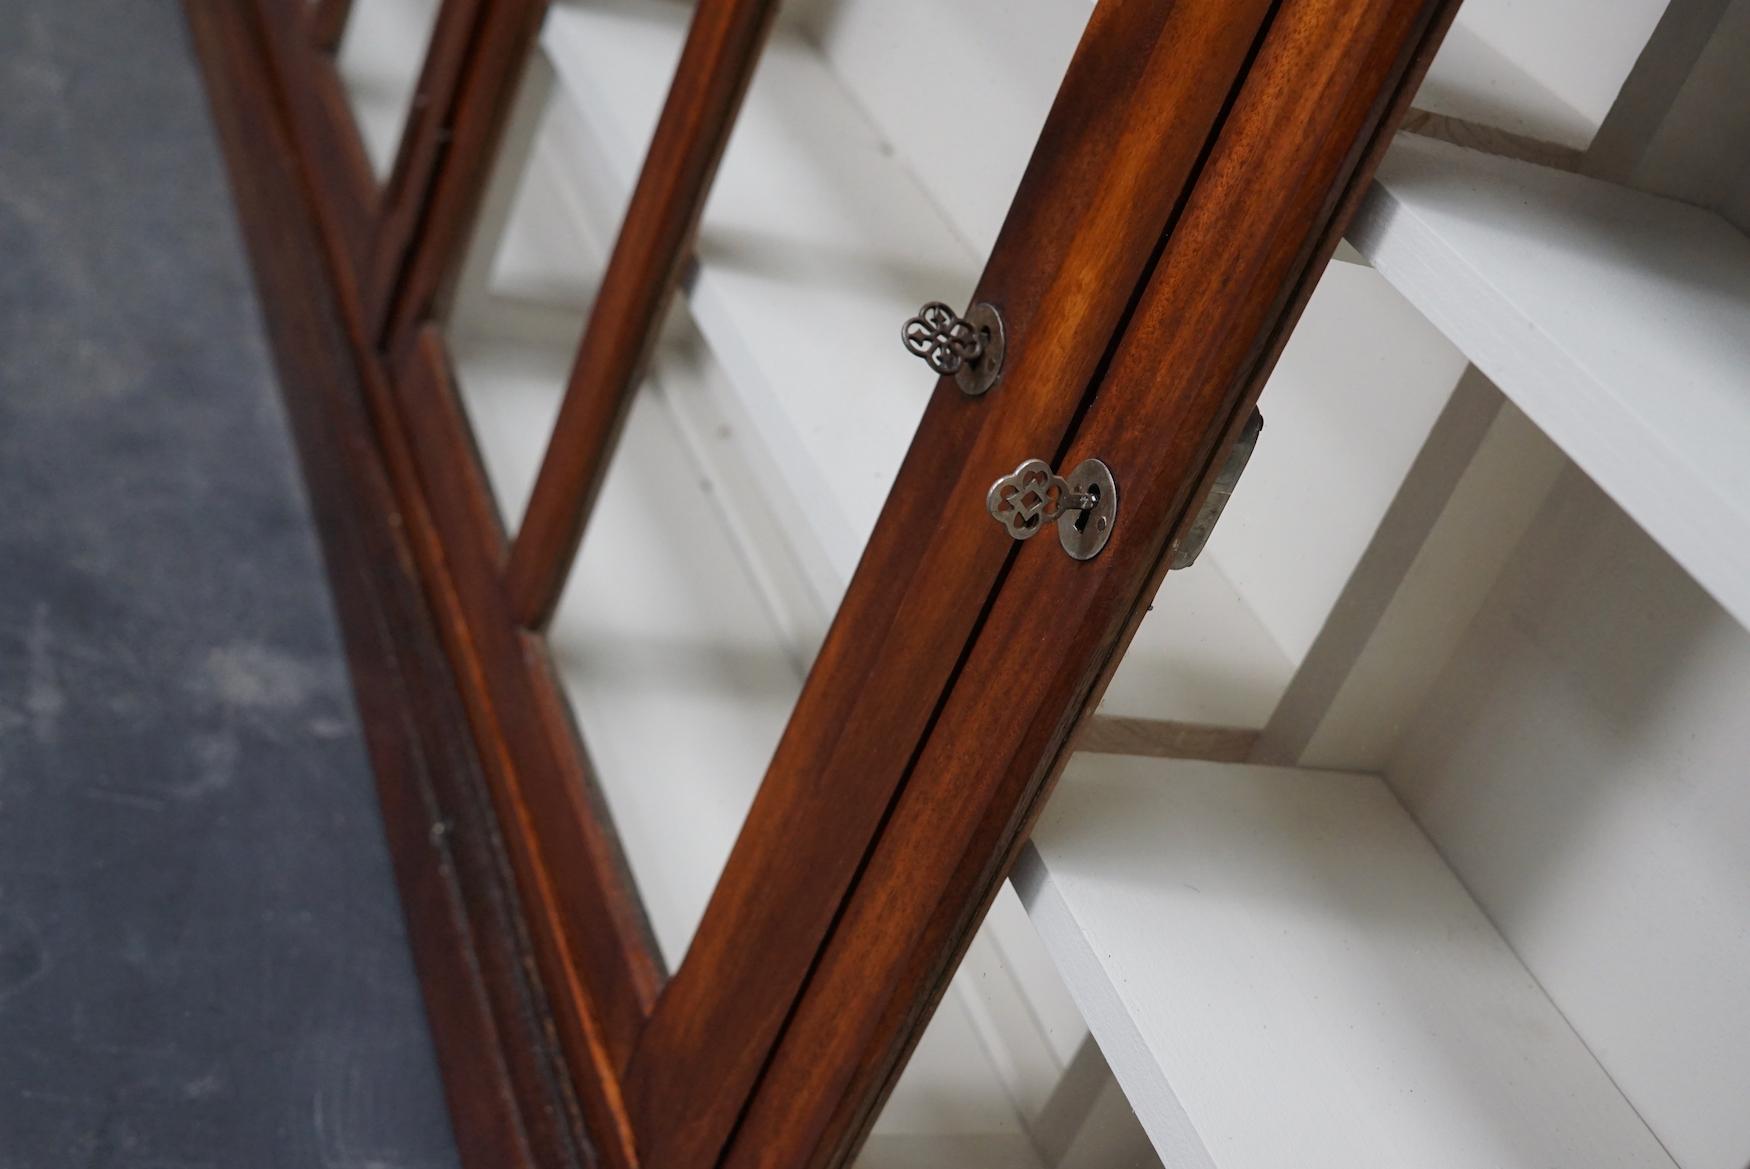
[[363, 0, 543, 342], [621, 3, 1283, 1166], [366, 0, 494, 333], [501, 0, 783, 628], [264, 0, 525, 344], [721, 0, 1462, 1164], [381, 0, 549, 350]]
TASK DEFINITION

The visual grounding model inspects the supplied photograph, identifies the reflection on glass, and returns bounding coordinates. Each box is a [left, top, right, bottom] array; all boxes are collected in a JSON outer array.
[[552, 347, 803, 966], [334, 0, 442, 180]]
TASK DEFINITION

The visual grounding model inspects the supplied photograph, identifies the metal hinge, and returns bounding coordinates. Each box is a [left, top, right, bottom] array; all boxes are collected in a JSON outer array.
[[902, 301, 1006, 396], [987, 458, 1117, 561], [1170, 409, 1263, 569]]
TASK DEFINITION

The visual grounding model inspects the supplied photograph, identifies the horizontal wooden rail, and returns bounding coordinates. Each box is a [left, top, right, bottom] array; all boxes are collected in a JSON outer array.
[[1075, 715, 1259, 761]]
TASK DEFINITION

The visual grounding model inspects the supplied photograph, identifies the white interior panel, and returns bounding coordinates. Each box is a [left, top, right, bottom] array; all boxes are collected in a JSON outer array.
[[1629, 0, 1750, 229], [1417, 0, 1670, 146], [1202, 261, 1465, 665], [1388, 469, 1750, 1169]]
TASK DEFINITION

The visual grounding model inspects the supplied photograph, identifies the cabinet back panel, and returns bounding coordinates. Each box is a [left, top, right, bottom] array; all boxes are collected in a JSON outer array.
[[1201, 261, 1465, 666], [1631, 0, 1750, 231], [797, 0, 1091, 258], [1387, 468, 1750, 1169], [1415, 0, 1670, 147]]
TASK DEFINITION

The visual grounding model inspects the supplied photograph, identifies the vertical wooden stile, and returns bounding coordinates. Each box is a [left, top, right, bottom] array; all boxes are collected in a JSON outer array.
[[184, 4, 594, 1167]]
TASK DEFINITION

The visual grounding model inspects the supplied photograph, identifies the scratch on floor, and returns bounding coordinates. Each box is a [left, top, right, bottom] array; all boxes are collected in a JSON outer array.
[[82, 787, 168, 813], [202, 640, 320, 713], [25, 602, 64, 743]]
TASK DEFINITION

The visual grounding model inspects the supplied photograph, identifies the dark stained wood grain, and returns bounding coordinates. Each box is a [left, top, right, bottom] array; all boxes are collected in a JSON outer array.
[[260, 0, 511, 349], [622, 3, 1279, 1166], [361, 0, 494, 338], [194, 4, 658, 1165], [309, 0, 354, 52], [183, 4, 594, 1167], [206, 0, 1461, 1164], [365, 0, 552, 344], [381, 0, 548, 355], [501, 0, 782, 628], [252, 0, 381, 283], [719, 1, 1462, 1164], [387, 326, 661, 1105], [251, 0, 668, 1129]]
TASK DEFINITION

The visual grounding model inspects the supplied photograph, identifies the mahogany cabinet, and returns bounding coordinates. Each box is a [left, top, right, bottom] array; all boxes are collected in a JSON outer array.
[[189, 0, 1750, 1167]]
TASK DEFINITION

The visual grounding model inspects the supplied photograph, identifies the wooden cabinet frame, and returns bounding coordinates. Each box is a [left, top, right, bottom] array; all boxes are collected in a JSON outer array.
[[189, 1, 1459, 1166]]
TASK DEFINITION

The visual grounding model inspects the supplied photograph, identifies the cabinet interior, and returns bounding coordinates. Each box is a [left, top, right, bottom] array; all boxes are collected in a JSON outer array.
[[332, 0, 1750, 1165]]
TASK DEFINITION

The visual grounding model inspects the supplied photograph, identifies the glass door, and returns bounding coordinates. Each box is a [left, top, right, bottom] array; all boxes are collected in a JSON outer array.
[[381, 0, 1270, 1161], [357, 0, 1461, 1165]]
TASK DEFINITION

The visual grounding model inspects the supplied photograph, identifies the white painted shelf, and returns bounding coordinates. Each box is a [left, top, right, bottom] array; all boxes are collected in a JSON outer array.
[[1350, 134, 1750, 632], [1015, 754, 1679, 1169]]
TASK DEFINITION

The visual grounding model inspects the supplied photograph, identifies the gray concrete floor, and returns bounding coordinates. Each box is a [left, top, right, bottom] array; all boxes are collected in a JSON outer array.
[[0, 2, 462, 1165]]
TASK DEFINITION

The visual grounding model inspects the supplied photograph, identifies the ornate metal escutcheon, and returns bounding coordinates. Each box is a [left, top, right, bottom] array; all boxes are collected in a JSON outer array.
[[901, 301, 1006, 395], [986, 457, 1117, 560]]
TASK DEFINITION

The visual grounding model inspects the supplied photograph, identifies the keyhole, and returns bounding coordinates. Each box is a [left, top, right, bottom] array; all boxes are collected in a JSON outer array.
[[1073, 482, 1100, 533]]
